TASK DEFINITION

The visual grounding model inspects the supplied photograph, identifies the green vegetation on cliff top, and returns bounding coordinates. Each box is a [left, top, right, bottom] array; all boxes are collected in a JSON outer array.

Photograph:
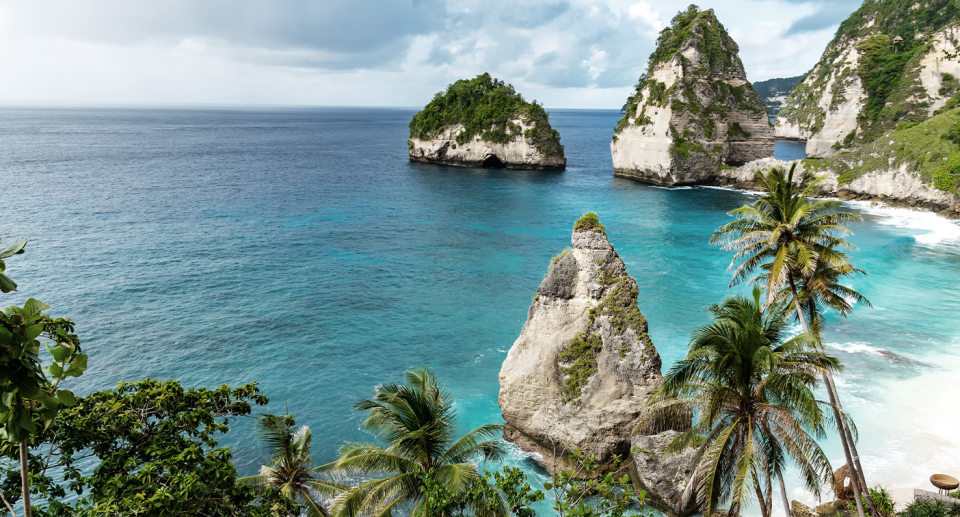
[[646, 5, 738, 75], [830, 0, 960, 48], [811, 100, 960, 194], [615, 4, 765, 151], [780, 0, 960, 147], [408, 73, 564, 157]]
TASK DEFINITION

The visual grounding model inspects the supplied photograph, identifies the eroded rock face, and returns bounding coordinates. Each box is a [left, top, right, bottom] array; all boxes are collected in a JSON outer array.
[[498, 220, 696, 516], [611, 8, 773, 185], [775, 16, 960, 157], [630, 431, 698, 516], [715, 156, 960, 218], [408, 120, 566, 171]]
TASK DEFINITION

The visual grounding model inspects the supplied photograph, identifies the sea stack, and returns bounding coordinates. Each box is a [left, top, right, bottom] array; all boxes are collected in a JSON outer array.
[[408, 73, 566, 170], [498, 213, 697, 516], [611, 6, 773, 184]]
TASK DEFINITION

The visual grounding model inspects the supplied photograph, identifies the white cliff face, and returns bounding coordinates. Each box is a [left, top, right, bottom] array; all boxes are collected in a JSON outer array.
[[776, 21, 960, 151], [498, 226, 695, 515], [408, 118, 566, 170], [611, 64, 677, 183], [716, 157, 959, 216], [612, 9, 773, 185], [805, 46, 868, 158], [918, 24, 960, 114]]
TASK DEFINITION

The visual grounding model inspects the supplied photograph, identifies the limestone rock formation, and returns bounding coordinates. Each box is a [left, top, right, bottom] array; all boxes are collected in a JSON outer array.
[[630, 431, 697, 516], [775, 2, 960, 158], [498, 213, 696, 516], [611, 6, 773, 185], [408, 73, 566, 171]]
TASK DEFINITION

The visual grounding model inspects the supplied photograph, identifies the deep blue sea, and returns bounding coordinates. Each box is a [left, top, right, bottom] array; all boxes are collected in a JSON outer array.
[[2, 107, 959, 512]]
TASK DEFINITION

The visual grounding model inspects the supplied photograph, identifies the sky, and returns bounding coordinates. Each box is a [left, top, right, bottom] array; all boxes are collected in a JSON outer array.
[[0, 0, 863, 109]]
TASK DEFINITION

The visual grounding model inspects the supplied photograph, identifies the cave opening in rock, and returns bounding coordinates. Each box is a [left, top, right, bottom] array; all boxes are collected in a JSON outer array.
[[481, 155, 506, 168]]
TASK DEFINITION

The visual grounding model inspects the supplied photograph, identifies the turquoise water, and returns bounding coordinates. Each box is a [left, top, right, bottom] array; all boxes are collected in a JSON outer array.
[[2, 107, 959, 512]]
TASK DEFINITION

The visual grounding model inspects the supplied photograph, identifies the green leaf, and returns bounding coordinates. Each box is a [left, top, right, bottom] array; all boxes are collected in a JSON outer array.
[[0, 238, 27, 259], [49, 362, 63, 378], [19, 410, 36, 433], [56, 390, 77, 407], [20, 381, 40, 399], [0, 273, 16, 293], [22, 298, 50, 319], [25, 323, 43, 341], [1, 392, 14, 407], [40, 394, 60, 410], [47, 343, 73, 363], [65, 354, 88, 377]]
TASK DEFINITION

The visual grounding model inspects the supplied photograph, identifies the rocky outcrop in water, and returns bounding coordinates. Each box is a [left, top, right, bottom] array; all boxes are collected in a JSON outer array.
[[408, 73, 566, 171], [700, 155, 960, 218], [498, 213, 697, 516], [408, 121, 566, 170], [611, 6, 773, 185], [775, 2, 960, 158]]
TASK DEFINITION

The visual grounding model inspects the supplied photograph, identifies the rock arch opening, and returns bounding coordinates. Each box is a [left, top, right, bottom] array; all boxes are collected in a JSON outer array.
[[481, 155, 506, 168]]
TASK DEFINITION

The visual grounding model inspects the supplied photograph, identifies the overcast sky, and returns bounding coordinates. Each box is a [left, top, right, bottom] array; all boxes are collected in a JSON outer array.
[[0, 0, 862, 109]]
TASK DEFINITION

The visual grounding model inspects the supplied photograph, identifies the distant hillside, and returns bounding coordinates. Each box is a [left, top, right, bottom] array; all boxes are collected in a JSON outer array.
[[752, 76, 804, 117]]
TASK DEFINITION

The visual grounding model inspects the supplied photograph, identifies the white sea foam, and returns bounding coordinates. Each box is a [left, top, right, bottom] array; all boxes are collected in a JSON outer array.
[[844, 200, 960, 246], [827, 341, 888, 357]]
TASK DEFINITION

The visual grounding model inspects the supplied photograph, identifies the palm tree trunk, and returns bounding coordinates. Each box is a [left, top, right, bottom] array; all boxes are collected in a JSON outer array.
[[778, 471, 791, 517], [19, 441, 31, 517], [788, 279, 866, 517], [755, 480, 770, 517], [823, 371, 878, 517]]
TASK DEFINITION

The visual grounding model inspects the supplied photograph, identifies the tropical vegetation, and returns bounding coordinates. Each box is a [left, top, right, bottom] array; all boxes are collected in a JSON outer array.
[[408, 73, 563, 157], [710, 164, 876, 517], [241, 414, 347, 517], [641, 288, 837, 517], [321, 366, 508, 517]]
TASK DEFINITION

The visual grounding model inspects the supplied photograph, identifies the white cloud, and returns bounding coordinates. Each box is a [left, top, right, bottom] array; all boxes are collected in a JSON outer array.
[[0, 0, 859, 108], [628, 2, 662, 32]]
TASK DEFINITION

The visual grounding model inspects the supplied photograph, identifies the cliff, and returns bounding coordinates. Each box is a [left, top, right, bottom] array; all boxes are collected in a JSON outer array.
[[775, 0, 960, 158], [408, 73, 566, 171], [752, 75, 804, 118], [498, 213, 697, 516], [706, 99, 960, 218], [611, 6, 773, 185]]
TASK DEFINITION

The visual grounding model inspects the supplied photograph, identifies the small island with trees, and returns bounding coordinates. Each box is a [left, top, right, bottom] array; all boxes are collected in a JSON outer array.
[[408, 73, 566, 171]]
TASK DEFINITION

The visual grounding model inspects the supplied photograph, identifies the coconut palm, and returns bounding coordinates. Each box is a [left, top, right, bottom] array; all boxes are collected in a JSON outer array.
[[324, 367, 507, 517], [710, 163, 876, 517], [640, 288, 837, 517], [240, 414, 347, 517]]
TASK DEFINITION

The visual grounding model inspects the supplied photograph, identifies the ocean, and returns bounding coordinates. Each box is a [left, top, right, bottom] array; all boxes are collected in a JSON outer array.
[[2, 106, 959, 514]]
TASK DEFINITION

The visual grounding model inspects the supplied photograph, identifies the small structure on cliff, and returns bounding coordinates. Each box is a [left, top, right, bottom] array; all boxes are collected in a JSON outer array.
[[610, 6, 773, 185], [498, 213, 697, 517], [408, 73, 566, 171]]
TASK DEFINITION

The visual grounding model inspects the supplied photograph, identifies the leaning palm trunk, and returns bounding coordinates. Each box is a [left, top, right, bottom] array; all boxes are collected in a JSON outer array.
[[788, 283, 867, 517], [778, 472, 790, 517]]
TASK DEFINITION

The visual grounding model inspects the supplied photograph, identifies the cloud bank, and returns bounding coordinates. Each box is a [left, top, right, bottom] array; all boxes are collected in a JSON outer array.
[[0, 0, 862, 108]]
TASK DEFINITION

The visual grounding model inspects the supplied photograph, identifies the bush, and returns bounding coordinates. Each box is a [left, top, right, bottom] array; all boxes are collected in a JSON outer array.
[[574, 212, 605, 233], [901, 498, 960, 517]]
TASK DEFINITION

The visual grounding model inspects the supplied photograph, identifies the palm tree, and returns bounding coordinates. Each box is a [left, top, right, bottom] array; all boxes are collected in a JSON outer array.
[[639, 288, 837, 517], [710, 163, 875, 517], [240, 414, 347, 517], [324, 367, 507, 517]]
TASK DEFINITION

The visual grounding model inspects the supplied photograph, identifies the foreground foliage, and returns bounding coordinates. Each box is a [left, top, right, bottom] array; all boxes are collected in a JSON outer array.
[[641, 288, 836, 517], [322, 366, 507, 517], [408, 73, 563, 157], [712, 164, 875, 517], [0, 379, 293, 517], [241, 414, 346, 517]]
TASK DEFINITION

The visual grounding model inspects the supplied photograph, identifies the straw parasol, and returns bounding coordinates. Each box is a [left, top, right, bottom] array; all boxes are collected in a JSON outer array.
[[834, 465, 864, 501]]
